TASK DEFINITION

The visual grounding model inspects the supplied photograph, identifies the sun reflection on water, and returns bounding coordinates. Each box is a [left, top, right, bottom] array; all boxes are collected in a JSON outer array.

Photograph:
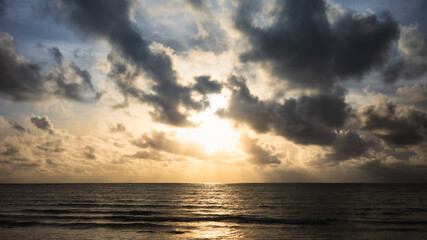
[[190, 221, 244, 239], [177, 183, 245, 239]]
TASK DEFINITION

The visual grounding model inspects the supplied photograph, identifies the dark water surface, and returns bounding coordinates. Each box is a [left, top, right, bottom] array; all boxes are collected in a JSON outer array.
[[0, 183, 426, 239]]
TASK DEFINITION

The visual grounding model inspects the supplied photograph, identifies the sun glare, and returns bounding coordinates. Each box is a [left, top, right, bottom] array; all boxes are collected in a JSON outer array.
[[186, 94, 239, 154]]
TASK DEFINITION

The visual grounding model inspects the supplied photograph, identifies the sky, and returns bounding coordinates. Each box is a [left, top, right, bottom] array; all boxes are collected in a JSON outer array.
[[0, 0, 426, 183]]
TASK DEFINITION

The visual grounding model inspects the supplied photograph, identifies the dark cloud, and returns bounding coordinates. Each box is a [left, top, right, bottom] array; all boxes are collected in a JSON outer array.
[[326, 131, 372, 161], [48, 46, 63, 65], [234, 0, 399, 90], [0, 32, 47, 101], [383, 25, 427, 83], [187, 0, 209, 11], [240, 134, 280, 165], [132, 130, 208, 159], [295, 91, 349, 129], [192, 75, 222, 95], [358, 100, 427, 145], [41, 0, 211, 126], [106, 53, 143, 109], [218, 76, 350, 146], [11, 122, 25, 132], [30, 115, 54, 133], [106, 52, 204, 126], [384, 148, 417, 161], [0, 32, 100, 102]]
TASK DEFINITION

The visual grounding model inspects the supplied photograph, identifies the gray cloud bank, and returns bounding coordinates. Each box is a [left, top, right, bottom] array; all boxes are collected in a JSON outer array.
[[40, 0, 221, 126], [234, 0, 399, 90], [0, 32, 100, 102], [218, 76, 350, 146], [219, 0, 427, 165]]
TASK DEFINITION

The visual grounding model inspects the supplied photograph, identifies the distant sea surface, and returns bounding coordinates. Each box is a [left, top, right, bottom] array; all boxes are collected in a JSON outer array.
[[0, 183, 426, 239]]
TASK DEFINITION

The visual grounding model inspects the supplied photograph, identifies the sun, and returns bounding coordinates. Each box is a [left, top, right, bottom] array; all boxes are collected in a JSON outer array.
[[185, 94, 239, 154], [190, 112, 238, 153]]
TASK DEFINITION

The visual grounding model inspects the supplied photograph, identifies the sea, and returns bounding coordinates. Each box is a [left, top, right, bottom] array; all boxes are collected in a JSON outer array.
[[0, 183, 426, 239]]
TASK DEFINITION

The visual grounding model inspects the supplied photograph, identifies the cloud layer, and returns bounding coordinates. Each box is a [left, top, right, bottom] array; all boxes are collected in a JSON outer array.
[[218, 76, 349, 146], [0, 32, 100, 102], [234, 0, 399, 90], [41, 0, 222, 126], [0, 0, 426, 182]]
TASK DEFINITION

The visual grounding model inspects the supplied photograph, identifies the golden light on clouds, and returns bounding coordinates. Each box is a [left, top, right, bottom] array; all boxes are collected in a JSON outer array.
[[0, 0, 426, 184]]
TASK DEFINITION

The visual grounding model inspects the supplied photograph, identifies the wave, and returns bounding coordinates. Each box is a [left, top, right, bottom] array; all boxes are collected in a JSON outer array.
[[54, 203, 170, 208], [0, 213, 330, 225], [5, 202, 239, 210], [0, 220, 168, 229], [52, 203, 230, 209], [4, 212, 427, 227], [348, 219, 427, 225], [21, 209, 159, 215]]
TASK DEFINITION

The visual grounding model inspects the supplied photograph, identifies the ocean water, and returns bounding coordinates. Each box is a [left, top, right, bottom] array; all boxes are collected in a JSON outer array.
[[0, 184, 426, 239]]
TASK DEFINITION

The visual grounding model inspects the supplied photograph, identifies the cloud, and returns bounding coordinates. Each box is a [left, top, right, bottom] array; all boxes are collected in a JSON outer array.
[[2, 145, 19, 156], [383, 24, 427, 83], [0, 31, 100, 102], [396, 84, 427, 106], [192, 75, 222, 95], [0, 114, 147, 182], [0, 116, 62, 177], [127, 150, 162, 161], [46, 61, 100, 102], [218, 75, 350, 146], [2, 0, 427, 182], [11, 123, 25, 132], [83, 146, 96, 159], [396, 83, 427, 111], [132, 130, 208, 159], [125, 149, 186, 162], [233, 0, 398, 90], [240, 134, 280, 165], [326, 131, 372, 161], [41, 0, 215, 126], [37, 140, 65, 152], [0, 32, 46, 101], [358, 99, 427, 145], [30, 115, 54, 133], [138, 0, 225, 53], [106, 52, 205, 126], [109, 123, 126, 133], [186, 0, 210, 12], [48, 46, 63, 65]]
